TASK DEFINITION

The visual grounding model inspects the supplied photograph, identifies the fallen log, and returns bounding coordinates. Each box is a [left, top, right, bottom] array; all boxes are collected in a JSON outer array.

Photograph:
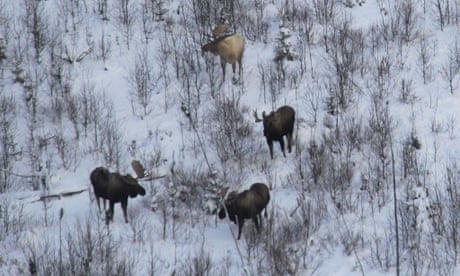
[[31, 187, 88, 203]]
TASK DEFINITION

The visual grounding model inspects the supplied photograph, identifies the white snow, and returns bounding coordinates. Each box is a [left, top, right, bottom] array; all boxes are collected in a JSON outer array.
[[1, 0, 460, 275]]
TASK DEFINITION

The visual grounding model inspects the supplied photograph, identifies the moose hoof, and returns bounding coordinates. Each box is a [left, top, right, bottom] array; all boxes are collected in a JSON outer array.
[[105, 211, 113, 222]]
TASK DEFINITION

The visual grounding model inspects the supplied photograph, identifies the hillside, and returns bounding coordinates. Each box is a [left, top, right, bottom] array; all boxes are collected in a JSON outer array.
[[1, 0, 460, 275]]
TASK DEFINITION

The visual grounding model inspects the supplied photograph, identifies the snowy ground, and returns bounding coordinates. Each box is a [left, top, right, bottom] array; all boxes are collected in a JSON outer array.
[[1, 0, 460, 275]]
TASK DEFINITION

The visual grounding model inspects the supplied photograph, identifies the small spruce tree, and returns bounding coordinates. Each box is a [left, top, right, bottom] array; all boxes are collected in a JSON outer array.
[[274, 13, 296, 63], [274, 10, 297, 86]]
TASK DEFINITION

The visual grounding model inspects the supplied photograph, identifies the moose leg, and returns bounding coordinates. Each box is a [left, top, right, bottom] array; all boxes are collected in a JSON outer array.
[[121, 199, 129, 223], [237, 217, 245, 240], [279, 139, 286, 157], [106, 201, 115, 223], [267, 139, 274, 159], [253, 215, 260, 233], [257, 213, 263, 229], [96, 197, 101, 212], [97, 198, 107, 213], [287, 132, 293, 153], [221, 61, 226, 82], [238, 58, 243, 81], [231, 62, 238, 84]]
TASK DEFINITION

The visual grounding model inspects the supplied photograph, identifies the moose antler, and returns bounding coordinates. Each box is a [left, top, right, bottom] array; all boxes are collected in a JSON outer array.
[[131, 160, 167, 181], [253, 110, 263, 123], [212, 23, 231, 38], [131, 160, 145, 178]]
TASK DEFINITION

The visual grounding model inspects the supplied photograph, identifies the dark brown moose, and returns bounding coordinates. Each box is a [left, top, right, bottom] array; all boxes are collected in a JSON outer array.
[[219, 183, 270, 240], [201, 33, 245, 84], [254, 105, 295, 159], [90, 165, 146, 223]]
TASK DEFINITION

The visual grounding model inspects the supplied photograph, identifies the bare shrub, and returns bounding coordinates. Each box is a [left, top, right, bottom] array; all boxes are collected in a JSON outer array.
[[189, 0, 219, 37], [0, 196, 26, 243], [95, 0, 109, 20], [100, 115, 122, 170], [127, 211, 147, 243], [402, 133, 422, 179], [20, 68, 50, 191], [368, 218, 397, 271], [326, 18, 364, 112], [64, 217, 97, 274], [175, 40, 202, 116], [257, 61, 284, 107], [440, 41, 460, 95], [151, 164, 217, 239], [0, 94, 19, 192], [200, 45, 219, 98], [253, 188, 328, 275], [363, 90, 394, 206], [396, 0, 419, 43], [84, 92, 122, 169], [379, 0, 419, 43], [433, 0, 460, 30], [54, 133, 80, 171], [140, 1, 154, 43], [95, 30, 112, 65], [63, 215, 136, 275], [236, 0, 269, 42], [23, 235, 57, 275], [398, 190, 425, 275], [128, 49, 158, 118], [207, 95, 254, 168], [321, 152, 354, 210], [416, 34, 436, 84], [116, 0, 136, 49], [77, 76, 100, 140], [23, 0, 48, 60], [294, 6, 315, 78], [400, 78, 415, 103], [306, 138, 327, 189], [262, 209, 301, 276], [57, 0, 87, 33], [178, 246, 213, 276], [156, 29, 173, 112], [169, 166, 216, 219], [430, 162, 460, 267], [313, 0, 337, 53], [304, 82, 322, 126], [147, 237, 160, 276], [318, 114, 361, 211]]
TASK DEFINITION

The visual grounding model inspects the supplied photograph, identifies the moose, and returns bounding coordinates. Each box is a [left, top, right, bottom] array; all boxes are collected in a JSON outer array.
[[201, 32, 245, 85], [254, 105, 295, 159], [218, 183, 270, 240], [89, 161, 147, 223]]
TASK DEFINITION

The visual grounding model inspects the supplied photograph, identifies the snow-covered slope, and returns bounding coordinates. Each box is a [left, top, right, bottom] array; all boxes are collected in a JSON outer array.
[[1, 0, 460, 275]]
